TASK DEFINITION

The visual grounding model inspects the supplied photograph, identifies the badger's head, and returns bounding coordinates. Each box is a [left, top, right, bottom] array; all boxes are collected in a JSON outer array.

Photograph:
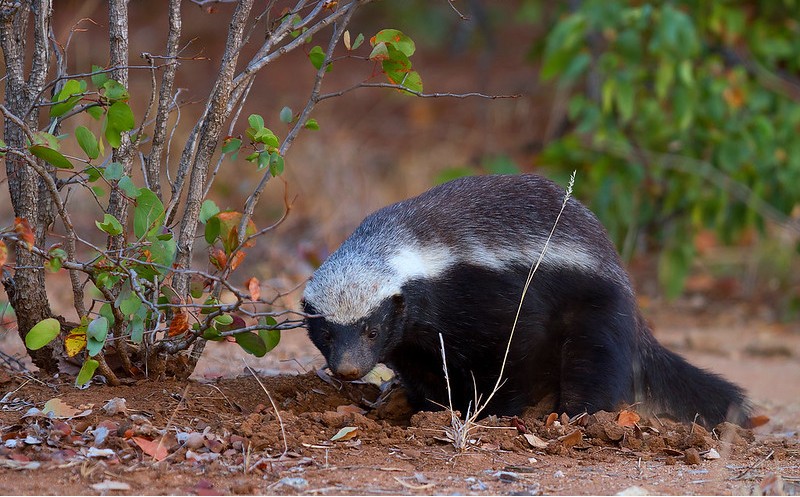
[[302, 293, 406, 380], [302, 229, 454, 380]]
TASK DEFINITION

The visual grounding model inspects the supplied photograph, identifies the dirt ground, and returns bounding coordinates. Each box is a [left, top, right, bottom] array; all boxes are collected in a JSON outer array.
[[2, 3, 800, 495], [1, 297, 799, 496]]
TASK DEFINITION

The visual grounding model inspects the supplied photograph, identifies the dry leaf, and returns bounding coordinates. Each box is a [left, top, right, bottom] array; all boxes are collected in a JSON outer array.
[[748, 414, 770, 428], [64, 328, 87, 357], [245, 277, 261, 301], [91, 481, 131, 492], [14, 217, 35, 249], [545, 412, 558, 427], [331, 426, 359, 441], [167, 311, 189, 337], [43, 398, 82, 419], [102, 397, 128, 416], [557, 429, 583, 449], [336, 404, 366, 415], [522, 433, 548, 449], [361, 363, 394, 386], [132, 436, 169, 461], [617, 409, 640, 427], [0, 240, 7, 267], [228, 251, 246, 271]]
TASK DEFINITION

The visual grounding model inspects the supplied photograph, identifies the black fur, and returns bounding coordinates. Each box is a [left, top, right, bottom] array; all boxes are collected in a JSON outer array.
[[303, 174, 751, 427]]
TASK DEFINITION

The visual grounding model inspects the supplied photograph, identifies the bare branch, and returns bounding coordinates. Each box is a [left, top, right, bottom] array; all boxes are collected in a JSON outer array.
[[318, 82, 521, 101], [144, 0, 182, 201]]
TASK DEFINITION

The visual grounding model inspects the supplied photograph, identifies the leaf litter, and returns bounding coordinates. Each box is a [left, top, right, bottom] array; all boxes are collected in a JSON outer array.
[[0, 370, 796, 495]]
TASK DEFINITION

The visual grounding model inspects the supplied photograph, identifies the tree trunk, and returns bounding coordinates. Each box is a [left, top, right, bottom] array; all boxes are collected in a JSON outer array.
[[0, 0, 61, 373]]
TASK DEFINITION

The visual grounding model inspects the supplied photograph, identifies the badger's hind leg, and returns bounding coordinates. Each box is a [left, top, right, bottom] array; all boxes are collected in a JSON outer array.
[[550, 278, 637, 416]]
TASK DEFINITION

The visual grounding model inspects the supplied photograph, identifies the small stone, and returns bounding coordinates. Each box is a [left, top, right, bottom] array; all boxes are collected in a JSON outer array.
[[553, 470, 565, 478], [703, 448, 721, 460], [684, 448, 702, 465]]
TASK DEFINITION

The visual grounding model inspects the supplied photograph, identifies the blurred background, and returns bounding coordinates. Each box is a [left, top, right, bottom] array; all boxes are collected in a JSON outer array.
[[1, 1, 799, 419]]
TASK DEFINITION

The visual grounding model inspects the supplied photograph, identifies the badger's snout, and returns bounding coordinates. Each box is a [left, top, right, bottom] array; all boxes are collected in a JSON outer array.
[[332, 362, 364, 381]]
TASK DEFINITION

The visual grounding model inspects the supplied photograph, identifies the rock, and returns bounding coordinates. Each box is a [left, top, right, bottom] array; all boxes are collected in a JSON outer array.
[[616, 485, 649, 495], [684, 448, 702, 465]]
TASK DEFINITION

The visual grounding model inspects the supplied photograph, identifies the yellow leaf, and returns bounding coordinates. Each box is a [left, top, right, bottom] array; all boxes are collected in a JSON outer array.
[[65, 327, 87, 357]]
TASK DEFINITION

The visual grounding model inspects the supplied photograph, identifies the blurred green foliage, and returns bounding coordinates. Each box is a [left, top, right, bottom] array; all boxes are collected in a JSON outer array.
[[538, 0, 800, 297]]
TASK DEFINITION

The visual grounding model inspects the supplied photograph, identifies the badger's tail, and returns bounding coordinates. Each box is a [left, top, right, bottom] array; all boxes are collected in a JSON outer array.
[[634, 319, 751, 428]]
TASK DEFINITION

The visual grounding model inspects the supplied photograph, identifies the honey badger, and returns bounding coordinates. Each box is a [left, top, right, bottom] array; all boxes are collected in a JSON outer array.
[[302, 174, 751, 427]]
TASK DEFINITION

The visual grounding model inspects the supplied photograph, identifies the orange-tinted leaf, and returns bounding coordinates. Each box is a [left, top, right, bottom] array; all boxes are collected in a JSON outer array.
[[545, 412, 558, 427], [0, 240, 7, 266], [617, 409, 640, 427], [167, 311, 189, 337], [748, 414, 770, 428], [228, 251, 246, 271], [216, 211, 256, 252], [558, 429, 583, 449], [209, 247, 227, 270], [14, 218, 35, 249], [132, 436, 169, 461], [246, 277, 260, 301], [65, 328, 87, 357], [723, 86, 744, 110]]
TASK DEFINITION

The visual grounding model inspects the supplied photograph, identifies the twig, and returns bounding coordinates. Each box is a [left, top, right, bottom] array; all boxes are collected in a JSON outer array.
[[243, 359, 288, 457], [318, 82, 520, 101], [732, 450, 774, 480]]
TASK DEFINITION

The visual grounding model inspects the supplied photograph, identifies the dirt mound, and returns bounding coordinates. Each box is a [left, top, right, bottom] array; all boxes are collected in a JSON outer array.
[[1, 370, 797, 495]]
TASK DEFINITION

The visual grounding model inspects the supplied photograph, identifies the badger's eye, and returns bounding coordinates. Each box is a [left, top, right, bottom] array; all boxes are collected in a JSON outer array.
[[322, 330, 332, 342], [367, 328, 378, 340]]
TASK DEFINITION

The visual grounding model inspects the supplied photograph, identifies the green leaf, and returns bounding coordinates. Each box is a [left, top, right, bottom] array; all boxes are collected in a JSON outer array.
[[257, 151, 270, 171], [86, 316, 109, 357], [308, 45, 326, 70], [99, 303, 116, 327], [234, 332, 267, 357], [104, 161, 124, 181], [118, 288, 142, 316], [134, 188, 165, 239], [222, 137, 241, 155], [50, 79, 86, 118], [86, 105, 104, 120], [352, 33, 364, 50], [29, 145, 73, 169], [75, 126, 100, 159], [269, 152, 284, 176], [205, 215, 221, 244], [91, 186, 106, 197], [279, 106, 293, 124], [75, 359, 100, 387], [24, 318, 61, 350], [118, 176, 140, 197], [369, 42, 389, 62], [200, 199, 220, 224], [304, 118, 319, 130], [128, 307, 147, 343], [91, 65, 108, 87], [202, 326, 224, 341], [101, 79, 129, 102], [148, 237, 177, 274], [258, 327, 281, 353], [95, 213, 123, 235], [372, 29, 415, 57], [213, 314, 234, 326], [105, 101, 135, 148], [248, 114, 264, 130]]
